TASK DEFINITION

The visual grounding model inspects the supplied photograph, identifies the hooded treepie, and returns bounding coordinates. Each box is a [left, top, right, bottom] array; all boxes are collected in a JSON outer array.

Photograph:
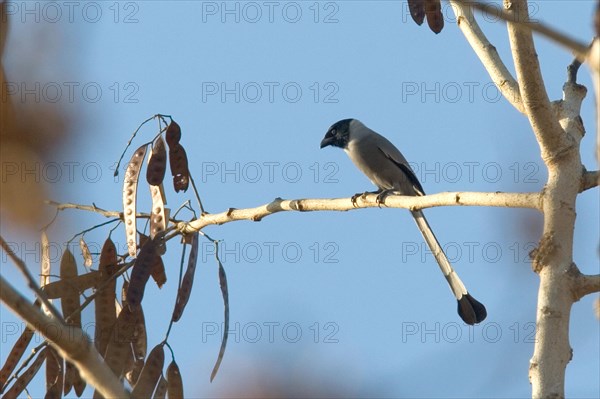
[[320, 118, 487, 325]]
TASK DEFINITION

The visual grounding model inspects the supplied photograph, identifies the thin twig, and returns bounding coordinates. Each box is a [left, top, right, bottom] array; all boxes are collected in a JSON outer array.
[[189, 174, 206, 214], [455, 0, 589, 60], [113, 114, 156, 177], [0, 235, 64, 321]]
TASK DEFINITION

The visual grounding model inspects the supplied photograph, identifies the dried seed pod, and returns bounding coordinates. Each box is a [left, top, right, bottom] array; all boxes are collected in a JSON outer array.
[[59, 249, 81, 325], [131, 306, 147, 362], [45, 347, 63, 399], [103, 306, 140, 379], [40, 231, 51, 287], [79, 236, 93, 268], [165, 120, 181, 147], [0, 327, 34, 391], [139, 233, 150, 249], [150, 256, 167, 289], [407, 0, 425, 25], [131, 344, 164, 399], [147, 137, 167, 186], [149, 183, 167, 240], [172, 233, 199, 322], [95, 238, 118, 356], [125, 358, 144, 387], [168, 143, 189, 193], [42, 271, 100, 299], [72, 372, 86, 397], [121, 280, 129, 304], [210, 251, 229, 382], [60, 249, 85, 395], [2, 347, 47, 398], [153, 374, 167, 399], [127, 238, 160, 310], [166, 361, 183, 399], [40, 230, 54, 319], [424, 0, 443, 33], [123, 144, 148, 257]]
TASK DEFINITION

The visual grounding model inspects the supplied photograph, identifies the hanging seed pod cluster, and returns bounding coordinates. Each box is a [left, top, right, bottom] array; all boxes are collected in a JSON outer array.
[[0, 116, 230, 399]]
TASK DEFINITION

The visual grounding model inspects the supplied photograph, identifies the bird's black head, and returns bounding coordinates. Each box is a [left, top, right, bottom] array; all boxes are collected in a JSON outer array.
[[320, 118, 354, 149]]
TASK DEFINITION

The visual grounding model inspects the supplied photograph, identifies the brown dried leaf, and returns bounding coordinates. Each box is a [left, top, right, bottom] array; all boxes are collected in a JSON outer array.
[[95, 238, 118, 356], [210, 251, 229, 382], [131, 344, 164, 399], [147, 137, 167, 186], [45, 347, 63, 399], [172, 233, 199, 322], [166, 361, 183, 399], [42, 271, 100, 299], [153, 374, 167, 399], [2, 347, 47, 399], [168, 143, 189, 193], [165, 121, 181, 147], [127, 237, 160, 310], [79, 237, 93, 268], [0, 327, 34, 391], [123, 144, 148, 257]]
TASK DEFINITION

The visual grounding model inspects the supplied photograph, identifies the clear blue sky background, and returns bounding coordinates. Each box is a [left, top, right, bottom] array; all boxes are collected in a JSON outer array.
[[1, 1, 599, 398]]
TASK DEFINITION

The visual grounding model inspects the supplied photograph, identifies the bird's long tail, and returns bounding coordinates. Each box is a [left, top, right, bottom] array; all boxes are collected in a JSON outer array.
[[410, 210, 487, 325]]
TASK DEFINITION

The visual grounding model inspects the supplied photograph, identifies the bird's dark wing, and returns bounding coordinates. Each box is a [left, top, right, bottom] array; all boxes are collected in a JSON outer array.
[[377, 147, 425, 196]]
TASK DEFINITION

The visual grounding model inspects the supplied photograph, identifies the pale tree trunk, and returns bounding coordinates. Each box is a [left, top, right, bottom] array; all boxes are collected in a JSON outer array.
[[451, 0, 599, 397]]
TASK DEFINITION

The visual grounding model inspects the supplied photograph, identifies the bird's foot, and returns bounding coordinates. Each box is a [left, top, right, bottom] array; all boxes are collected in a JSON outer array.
[[375, 190, 394, 207], [351, 191, 380, 207], [351, 192, 367, 207]]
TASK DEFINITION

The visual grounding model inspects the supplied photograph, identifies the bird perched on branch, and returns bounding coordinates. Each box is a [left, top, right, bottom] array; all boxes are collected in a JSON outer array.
[[320, 118, 486, 325]]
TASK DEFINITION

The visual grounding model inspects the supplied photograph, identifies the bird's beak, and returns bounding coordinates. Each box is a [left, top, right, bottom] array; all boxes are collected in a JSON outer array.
[[320, 136, 334, 148]]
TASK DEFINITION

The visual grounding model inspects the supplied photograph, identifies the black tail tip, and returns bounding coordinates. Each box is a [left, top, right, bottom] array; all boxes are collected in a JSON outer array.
[[457, 294, 487, 325]]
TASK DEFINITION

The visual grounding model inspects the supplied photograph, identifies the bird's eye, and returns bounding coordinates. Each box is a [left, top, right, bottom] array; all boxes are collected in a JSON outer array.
[[331, 129, 337, 136]]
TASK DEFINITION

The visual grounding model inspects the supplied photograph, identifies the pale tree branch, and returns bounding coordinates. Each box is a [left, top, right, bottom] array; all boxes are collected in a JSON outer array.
[[178, 191, 540, 234], [45, 192, 541, 236], [454, 0, 589, 60], [449, 0, 525, 113], [506, 0, 570, 161], [0, 276, 129, 398]]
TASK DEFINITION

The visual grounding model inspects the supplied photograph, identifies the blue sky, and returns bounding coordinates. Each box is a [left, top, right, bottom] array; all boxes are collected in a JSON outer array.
[[1, 1, 599, 398]]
